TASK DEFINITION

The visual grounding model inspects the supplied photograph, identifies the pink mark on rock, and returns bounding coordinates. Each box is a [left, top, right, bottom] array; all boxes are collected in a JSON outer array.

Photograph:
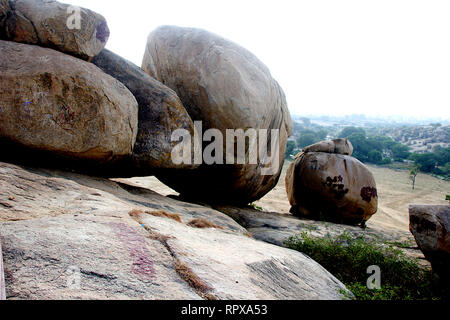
[[109, 222, 156, 281]]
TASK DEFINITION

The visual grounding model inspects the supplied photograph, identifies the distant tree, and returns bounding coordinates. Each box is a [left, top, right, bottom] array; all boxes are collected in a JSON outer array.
[[285, 140, 297, 159], [316, 129, 329, 141], [442, 162, 450, 178], [409, 165, 420, 190], [434, 146, 450, 166], [339, 127, 366, 139], [347, 133, 370, 162], [297, 133, 317, 149], [368, 150, 383, 164], [409, 153, 437, 173], [374, 136, 396, 150], [391, 144, 411, 161]]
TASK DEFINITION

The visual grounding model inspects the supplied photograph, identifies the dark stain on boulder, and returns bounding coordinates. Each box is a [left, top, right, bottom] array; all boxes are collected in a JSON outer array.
[[361, 187, 378, 202], [39, 72, 52, 90], [410, 215, 437, 233], [323, 176, 349, 200], [96, 21, 109, 43]]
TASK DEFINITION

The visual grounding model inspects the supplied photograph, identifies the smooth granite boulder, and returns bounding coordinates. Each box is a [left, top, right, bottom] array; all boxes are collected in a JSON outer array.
[[142, 26, 293, 205]]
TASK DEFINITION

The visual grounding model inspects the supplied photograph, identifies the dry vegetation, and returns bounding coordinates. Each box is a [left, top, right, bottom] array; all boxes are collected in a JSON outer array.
[[146, 210, 183, 223], [187, 218, 223, 230], [174, 259, 214, 297], [128, 209, 183, 223]]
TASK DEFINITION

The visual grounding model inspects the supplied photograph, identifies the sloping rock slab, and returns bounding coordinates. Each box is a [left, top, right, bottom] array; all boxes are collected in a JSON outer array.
[[0, 161, 350, 299], [0, 215, 201, 300], [137, 213, 348, 300], [0, 161, 244, 234]]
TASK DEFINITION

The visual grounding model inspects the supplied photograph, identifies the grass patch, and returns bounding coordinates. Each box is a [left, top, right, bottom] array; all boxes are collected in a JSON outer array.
[[285, 231, 440, 300], [249, 203, 264, 211], [385, 240, 417, 249]]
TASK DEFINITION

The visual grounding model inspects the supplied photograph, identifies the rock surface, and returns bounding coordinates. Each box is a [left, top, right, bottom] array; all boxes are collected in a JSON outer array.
[[91, 49, 198, 175], [0, 40, 138, 164], [0, 0, 109, 60], [409, 205, 450, 289], [0, 161, 350, 300], [302, 139, 353, 156], [286, 151, 378, 225], [142, 25, 293, 205]]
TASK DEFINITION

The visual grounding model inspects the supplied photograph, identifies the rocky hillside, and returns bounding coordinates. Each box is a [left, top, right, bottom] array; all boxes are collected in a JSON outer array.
[[0, 0, 448, 300]]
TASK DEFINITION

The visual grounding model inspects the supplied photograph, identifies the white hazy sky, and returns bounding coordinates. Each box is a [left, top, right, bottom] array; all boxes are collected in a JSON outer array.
[[68, 0, 450, 119]]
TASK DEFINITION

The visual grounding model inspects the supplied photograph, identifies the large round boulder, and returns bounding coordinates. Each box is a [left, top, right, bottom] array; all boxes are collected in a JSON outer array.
[[0, 40, 138, 164], [286, 146, 378, 225], [92, 49, 198, 176], [0, 0, 109, 60], [142, 26, 293, 205]]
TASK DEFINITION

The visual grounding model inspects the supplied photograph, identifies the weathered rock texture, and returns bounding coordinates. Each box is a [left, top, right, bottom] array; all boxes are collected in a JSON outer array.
[[409, 205, 450, 290], [302, 139, 353, 156], [286, 150, 378, 225], [0, 40, 138, 164], [0, 0, 109, 60], [91, 49, 198, 175], [142, 26, 293, 205], [0, 161, 350, 300]]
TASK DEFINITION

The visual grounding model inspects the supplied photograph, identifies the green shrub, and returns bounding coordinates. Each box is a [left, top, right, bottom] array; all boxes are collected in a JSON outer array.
[[249, 203, 263, 211], [285, 232, 439, 300]]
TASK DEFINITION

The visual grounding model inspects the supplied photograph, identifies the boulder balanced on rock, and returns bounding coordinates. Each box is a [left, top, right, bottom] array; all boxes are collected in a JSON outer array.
[[285, 139, 378, 225], [0, 40, 138, 164], [0, 0, 109, 60], [142, 26, 293, 205]]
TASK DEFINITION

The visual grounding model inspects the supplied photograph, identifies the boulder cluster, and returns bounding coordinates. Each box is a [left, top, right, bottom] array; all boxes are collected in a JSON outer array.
[[0, 0, 292, 205], [1, 0, 449, 302]]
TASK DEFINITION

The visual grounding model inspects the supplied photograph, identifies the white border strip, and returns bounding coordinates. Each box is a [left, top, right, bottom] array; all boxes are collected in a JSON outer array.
[[0, 239, 5, 300]]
